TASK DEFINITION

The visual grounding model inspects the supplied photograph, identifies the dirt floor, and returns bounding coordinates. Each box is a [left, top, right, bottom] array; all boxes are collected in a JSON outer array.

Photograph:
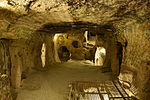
[[16, 60, 114, 100]]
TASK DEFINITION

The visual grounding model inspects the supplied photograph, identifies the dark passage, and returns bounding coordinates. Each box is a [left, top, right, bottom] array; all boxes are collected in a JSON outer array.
[[58, 46, 70, 62]]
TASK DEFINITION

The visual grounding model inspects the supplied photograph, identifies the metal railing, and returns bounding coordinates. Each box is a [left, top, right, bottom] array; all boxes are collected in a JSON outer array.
[[68, 80, 133, 100]]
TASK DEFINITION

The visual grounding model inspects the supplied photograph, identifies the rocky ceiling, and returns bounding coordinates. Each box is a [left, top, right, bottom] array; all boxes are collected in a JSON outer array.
[[0, 0, 150, 39]]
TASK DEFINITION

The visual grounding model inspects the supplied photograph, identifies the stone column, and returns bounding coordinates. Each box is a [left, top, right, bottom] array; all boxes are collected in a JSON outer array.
[[9, 42, 22, 89], [103, 39, 111, 68], [0, 40, 12, 100], [103, 37, 120, 76], [110, 41, 120, 76], [45, 34, 55, 66]]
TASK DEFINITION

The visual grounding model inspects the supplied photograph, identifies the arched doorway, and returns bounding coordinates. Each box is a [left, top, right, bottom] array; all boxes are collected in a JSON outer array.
[[95, 47, 106, 66], [41, 43, 46, 67]]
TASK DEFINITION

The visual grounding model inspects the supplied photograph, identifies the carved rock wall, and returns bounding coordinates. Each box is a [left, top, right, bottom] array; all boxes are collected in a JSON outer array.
[[119, 21, 150, 99], [0, 0, 149, 39], [0, 40, 12, 100], [53, 32, 85, 61]]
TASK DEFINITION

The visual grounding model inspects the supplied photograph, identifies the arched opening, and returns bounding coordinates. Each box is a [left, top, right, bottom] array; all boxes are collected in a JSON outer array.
[[95, 47, 106, 66], [58, 46, 70, 62], [41, 43, 46, 68]]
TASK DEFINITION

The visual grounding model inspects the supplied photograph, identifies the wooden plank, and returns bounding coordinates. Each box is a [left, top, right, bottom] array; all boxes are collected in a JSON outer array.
[[117, 80, 130, 98], [96, 87, 104, 100], [113, 81, 126, 100], [68, 81, 132, 100], [104, 81, 114, 100]]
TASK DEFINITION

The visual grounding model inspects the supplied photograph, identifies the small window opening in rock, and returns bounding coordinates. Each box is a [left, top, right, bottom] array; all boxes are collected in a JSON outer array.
[[72, 40, 79, 48], [95, 47, 106, 66]]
